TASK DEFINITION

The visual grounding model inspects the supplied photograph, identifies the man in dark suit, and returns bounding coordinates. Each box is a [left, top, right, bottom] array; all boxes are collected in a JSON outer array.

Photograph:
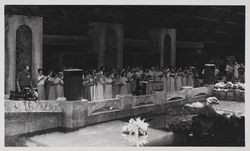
[[17, 65, 33, 92]]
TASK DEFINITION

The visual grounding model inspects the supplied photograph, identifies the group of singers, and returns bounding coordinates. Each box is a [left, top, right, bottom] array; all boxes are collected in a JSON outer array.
[[16, 65, 199, 101]]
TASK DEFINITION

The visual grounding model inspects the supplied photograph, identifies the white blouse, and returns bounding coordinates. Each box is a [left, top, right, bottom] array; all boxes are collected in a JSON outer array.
[[38, 75, 46, 85]]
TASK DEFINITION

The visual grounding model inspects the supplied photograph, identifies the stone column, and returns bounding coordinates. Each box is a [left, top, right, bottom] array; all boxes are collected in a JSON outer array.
[[5, 16, 17, 94], [149, 28, 162, 66], [109, 23, 124, 70], [31, 17, 43, 87], [5, 15, 43, 94], [167, 29, 176, 66], [89, 22, 106, 70], [89, 22, 124, 70], [149, 28, 176, 67]]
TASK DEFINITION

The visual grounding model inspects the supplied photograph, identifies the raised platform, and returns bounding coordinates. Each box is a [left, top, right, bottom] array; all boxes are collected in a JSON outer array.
[[5, 86, 213, 136]]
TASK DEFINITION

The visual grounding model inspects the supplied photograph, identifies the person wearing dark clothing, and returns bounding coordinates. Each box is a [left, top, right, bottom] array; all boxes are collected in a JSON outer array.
[[17, 66, 32, 92]]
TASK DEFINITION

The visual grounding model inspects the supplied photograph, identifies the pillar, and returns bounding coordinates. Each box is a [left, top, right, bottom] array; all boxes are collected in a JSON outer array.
[[89, 22, 123, 70], [89, 22, 106, 70], [5, 15, 43, 94], [149, 28, 162, 66], [167, 29, 176, 66], [112, 24, 123, 70], [149, 28, 176, 67]]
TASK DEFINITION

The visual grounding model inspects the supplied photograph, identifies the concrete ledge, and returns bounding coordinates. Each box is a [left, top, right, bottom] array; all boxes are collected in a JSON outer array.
[[5, 100, 63, 113], [167, 90, 186, 102], [88, 98, 122, 116], [192, 86, 213, 98], [130, 94, 157, 108], [5, 112, 62, 136], [61, 100, 88, 129]]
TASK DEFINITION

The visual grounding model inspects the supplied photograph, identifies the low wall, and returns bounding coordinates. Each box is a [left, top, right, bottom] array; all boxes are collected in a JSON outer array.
[[5, 86, 213, 136]]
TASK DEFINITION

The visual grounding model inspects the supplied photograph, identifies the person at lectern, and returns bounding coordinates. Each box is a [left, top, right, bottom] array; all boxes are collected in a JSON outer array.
[[17, 65, 33, 93]]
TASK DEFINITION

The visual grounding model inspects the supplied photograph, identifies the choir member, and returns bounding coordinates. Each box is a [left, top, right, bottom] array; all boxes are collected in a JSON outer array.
[[104, 72, 113, 99], [55, 71, 64, 99], [46, 70, 56, 100], [37, 68, 46, 100]]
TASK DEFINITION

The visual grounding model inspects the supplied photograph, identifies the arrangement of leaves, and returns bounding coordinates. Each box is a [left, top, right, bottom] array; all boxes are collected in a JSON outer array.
[[122, 117, 149, 136], [168, 120, 192, 134], [169, 105, 244, 138]]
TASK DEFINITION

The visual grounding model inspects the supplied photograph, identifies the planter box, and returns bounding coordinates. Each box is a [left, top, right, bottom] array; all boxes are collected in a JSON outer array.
[[213, 89, 220, 99], [226, 91, 234, 101], [219, 90, 228, 100]]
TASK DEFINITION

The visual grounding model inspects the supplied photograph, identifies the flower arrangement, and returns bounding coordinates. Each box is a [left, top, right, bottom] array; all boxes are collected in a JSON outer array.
[[206, 97, 219, 105], [214, 81, 244, 102], [214, 81, 244, 90], [185, 102, 204, 108], [122, 117, 149, 136]]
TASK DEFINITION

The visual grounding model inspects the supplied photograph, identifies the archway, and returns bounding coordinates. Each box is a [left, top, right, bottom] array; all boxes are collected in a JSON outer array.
[[164, 35, 171, 67], [16, 25, 32, 89], [105, 29, 117, 70]]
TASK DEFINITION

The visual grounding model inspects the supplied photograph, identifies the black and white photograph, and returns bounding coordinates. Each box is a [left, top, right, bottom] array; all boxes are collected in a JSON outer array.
[[1, 1, 248, 149]]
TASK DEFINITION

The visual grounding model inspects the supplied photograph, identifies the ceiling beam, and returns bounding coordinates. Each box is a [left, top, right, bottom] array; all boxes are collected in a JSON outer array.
[[210, 6, 245, 16], [182, 27, 243, 37], [124, 6, 243, 26]]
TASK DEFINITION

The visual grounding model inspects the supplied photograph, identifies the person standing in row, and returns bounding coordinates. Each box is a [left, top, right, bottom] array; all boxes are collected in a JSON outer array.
[[225, 62, 234, 81], [161, 73, 167, 92], [182, 68, 188, 87], [54, 71, 64, 99], [120, 72, 128, 95], [166, 69, 171, 92], [104, 73, 113, 99], [187, 67, 194, 87], [82, 73, 92, 101], [37, 68, 46, 100], [46, 70, 56, 100], [175, 68, 182, 91], [170, 68, 175, 92], [96, 72, 105, 100]]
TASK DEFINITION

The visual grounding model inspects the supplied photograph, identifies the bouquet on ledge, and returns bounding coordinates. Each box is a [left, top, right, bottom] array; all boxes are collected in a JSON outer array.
[[214, 81, 244, 91], [122, 117, 149, 136]]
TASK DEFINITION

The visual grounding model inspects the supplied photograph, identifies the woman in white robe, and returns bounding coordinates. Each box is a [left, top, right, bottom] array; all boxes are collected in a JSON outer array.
[[187, 68, 194, 87], [175, 70, 182, 91], [96, 73, 105, 100], [47, 71, 56, 100], [54, 71, 64, 99], [120, 73, 128, 95], [104, 74, 113, 99], [37, 68, 46, 100], [170, 70, 176, 92]]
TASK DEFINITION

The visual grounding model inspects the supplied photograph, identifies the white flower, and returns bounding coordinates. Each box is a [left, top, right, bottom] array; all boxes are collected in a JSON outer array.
[[122, 117, 149, 136], [206, 97, 219, 104], [185, 102, 204, 108]]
